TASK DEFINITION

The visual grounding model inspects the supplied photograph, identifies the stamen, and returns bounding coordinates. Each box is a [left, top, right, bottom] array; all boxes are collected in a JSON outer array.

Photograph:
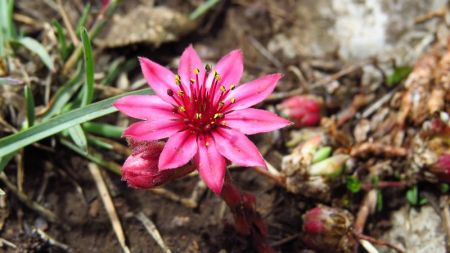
[[214, 71, 221, 81], [230, 97, 236, 103], [213, 113, 223, 119], [194, 68, 200, 75], [177, 90, 184, 97], [167, 89, 174, 96], [195, 113, 202, 119], [220, 85, 226, 92], [190, 78, 195, 84], [175, 74, 181, 85], [218, 101, 224, 108], [178, 106, 186, 112], [205, 64, 212, 73], [230, 84, 236, 90]]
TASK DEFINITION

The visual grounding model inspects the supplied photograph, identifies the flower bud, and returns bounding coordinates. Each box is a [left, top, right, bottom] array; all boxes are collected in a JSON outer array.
[[121, 140, 194, 189], [430, 154, 450, 182], [302, 205, 355, 252], [280, 95, 321, 127]]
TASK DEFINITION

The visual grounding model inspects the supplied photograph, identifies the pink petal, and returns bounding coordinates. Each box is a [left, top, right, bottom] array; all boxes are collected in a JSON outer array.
[[139, 57, 178, 104], [224, 108, 291, 135], [195, 135, 226, 194], [158, 130, 198, 170], [212, 127, 265, 167], [113, 95, 175, 120], [226, 73, 282, 111], [178, 45, 203, 95], [212, 50, 243, 89], [123, 120, 182, 141]]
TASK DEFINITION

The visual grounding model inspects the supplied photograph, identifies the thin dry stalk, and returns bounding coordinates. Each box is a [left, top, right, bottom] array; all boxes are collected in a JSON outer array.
[[88, 163, 130, 253], [135, 212, 172, 253], [56, 0, 79, 46], [0, 173, 58, 224]]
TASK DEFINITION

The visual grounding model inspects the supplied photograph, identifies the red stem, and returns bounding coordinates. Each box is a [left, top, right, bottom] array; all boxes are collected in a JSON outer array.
[[220, 175, 277, 253]]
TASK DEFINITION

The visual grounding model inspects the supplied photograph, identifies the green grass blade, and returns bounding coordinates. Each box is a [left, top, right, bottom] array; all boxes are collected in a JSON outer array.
[[68, 124, 88, 151], [60, 138, 120, 174], [52, 20, 69, 60], [82, 122, 124, 139], [0, 150, 16, 172], [76, 3, 91, 35], [24, 85, 35, 127], [189, 0, 220, 20], [16, 37, 54, 71], [41, 64, 83, 120], [101, 57, 124, 85], [80, 27, 94, 106], [0, 88, 152, 157]]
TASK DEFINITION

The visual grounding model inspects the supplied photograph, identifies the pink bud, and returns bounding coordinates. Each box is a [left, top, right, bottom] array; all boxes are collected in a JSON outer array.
[[280, 96, 321, 127], [430, 154, 450, 182], [302, 205, 355, 252], [121, 140, 194, 189], [101, 0, 110, 13]]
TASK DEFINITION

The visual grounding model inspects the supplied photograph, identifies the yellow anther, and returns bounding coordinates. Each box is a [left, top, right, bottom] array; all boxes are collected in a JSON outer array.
[[205, 141, 209, 147], [178, 106, 186, 112], [214, 71, 221, 81], [190, 78, 195, 84], [175, 74, 181, 85], [220, 85, 226, 92], [230, 97, 236, 103], [214, 113, 223, 119], [195, 113, 202, 119], [218, 101, 224, 107], [194, 68, 200, 74], [177, 90, 184, 97], [230, 84, 236, 90]]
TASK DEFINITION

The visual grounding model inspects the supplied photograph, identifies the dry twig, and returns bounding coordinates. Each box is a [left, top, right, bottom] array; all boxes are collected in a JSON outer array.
[[135, 212, 172, 253], [88, 163, 131, 253], [0, 173, 58, 224]]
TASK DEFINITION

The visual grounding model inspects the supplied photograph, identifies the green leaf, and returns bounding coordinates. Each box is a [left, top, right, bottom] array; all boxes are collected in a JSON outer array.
[[0, 150, 16, 172], [346, 176, 361, 193], [386, 66, 412, 87], [52, 20, 69, 60], [24, 85, 35, 127], [312, 146, 332, 163], [189, 0, 220, 20], [16, 37, 54, 71], [101, 57, 124, 85], [68, 124, 88, 152], [60, 138, 120, 174], [41, 64, 83, 120], [406, 186, 418, 205], [376, 190, 383, 212], [0, 88, 152, 158], [76, 4, 91, 35], [441, 183, 449, 193], [80, 27, 94, 106], [82, 122, 124, 139]]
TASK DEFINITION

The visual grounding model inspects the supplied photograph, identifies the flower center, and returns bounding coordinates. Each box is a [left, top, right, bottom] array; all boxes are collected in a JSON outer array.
[[167, 65, 236, 133]]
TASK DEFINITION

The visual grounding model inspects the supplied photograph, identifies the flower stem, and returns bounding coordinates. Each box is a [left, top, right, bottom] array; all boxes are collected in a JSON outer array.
[[220, 174, 277, 253]]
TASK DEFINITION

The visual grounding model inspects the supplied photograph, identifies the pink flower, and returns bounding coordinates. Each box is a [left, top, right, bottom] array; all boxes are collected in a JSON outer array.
[[280, 95, 321, 127], [121, 139, 194, 189], [114, 45, 290, 194]]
